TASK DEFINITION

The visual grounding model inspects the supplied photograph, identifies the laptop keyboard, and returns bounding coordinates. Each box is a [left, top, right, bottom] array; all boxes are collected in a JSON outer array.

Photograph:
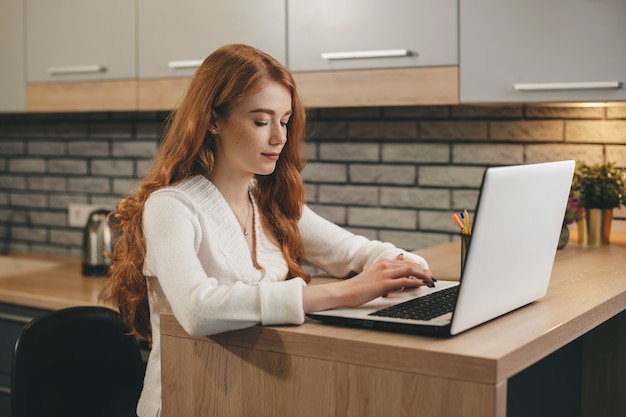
[[369, 285, 459, 321]]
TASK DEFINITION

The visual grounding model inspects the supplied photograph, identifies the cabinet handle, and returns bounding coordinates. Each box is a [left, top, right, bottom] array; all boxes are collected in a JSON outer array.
[[168, 60, 203, 70], [321, 49, 411, 60], [0, 312, 34, 324], [0, 386, 10, 395], [47, 65, 107, 76], [513, 81, 623, 91]]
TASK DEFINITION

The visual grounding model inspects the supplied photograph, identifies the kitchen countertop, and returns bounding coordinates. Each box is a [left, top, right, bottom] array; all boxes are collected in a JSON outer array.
[[0, 253, 109, 311], [1, 231, 624, 312], [0, 240, 462, 313]]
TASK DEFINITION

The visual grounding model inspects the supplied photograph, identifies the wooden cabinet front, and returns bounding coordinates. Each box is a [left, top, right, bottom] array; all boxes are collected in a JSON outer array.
[[24, 0, 136, 111], [137, 0, 286, 80], [460, 0, 626, 103], [25, 0, 135, 83], [287, 0, 457, 72], [0, 0, 25, 112]]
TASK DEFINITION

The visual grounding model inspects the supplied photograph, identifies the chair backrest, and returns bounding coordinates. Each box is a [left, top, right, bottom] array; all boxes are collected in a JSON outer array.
[[11, 306, 145, 417]]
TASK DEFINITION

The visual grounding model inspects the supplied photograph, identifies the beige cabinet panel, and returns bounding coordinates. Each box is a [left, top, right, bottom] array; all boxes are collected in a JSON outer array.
[[0, 0, 25, 111], [25, 0, 135, 83], [288, 0, 457, 72], [460, 0, 626, 103], [138, 0, 286, 79]]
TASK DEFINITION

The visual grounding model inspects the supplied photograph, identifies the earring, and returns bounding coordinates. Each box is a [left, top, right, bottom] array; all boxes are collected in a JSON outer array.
[[210, 128, 217, 134]]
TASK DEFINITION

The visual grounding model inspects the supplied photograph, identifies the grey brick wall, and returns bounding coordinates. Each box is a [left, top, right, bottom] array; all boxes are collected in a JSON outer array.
[[303, 104, 626, 250], [1, 104, 625, 257], [0, 111, 166, 256]]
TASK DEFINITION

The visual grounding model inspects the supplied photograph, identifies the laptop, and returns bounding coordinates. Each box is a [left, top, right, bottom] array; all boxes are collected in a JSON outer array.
[[307, 160, 576, 337]]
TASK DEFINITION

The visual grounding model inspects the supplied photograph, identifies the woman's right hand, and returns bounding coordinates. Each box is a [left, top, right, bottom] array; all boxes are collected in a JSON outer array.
[[302, 254, 435, 312]]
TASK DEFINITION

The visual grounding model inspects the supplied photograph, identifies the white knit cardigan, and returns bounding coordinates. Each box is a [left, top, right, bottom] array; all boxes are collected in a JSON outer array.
[[136, 175, 428, 417]]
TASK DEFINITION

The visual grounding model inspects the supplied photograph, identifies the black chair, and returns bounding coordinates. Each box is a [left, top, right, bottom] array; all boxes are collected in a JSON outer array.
[[11, 306, 146, 417]]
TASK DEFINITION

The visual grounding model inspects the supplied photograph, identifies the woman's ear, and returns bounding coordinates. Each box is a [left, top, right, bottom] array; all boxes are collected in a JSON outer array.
[[209, 111, 218, 134]]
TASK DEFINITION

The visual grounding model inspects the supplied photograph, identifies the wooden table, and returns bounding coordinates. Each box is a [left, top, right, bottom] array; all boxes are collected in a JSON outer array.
[[160, 234, 626, 417]]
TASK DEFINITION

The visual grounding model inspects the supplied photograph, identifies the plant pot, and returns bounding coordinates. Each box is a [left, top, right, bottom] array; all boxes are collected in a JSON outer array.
[[601, 209, 613, 244], [586, 208, 613, 246], [577, 218, 588, 247], [557, 224, 569, 250]]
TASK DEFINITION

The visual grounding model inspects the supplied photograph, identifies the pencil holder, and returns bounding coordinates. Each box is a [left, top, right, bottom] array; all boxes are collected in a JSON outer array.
[[460, 233, 471, 274]]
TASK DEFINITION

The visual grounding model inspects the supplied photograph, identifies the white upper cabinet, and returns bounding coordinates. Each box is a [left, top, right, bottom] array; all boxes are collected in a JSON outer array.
[[460, 0, 626, 103], [287, 0, 458, 72], [0, 0, 25, 111], [138, 0, 286, 79], [25, 0, 135, 83]]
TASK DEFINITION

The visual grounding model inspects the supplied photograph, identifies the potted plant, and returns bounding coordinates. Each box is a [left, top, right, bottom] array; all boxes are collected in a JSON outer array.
[[571, 161, 626, 245], [559, 192, 585, 249]]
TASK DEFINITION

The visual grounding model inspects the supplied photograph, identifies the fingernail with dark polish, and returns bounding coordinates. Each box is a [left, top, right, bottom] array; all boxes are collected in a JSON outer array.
[[422, 279, 435, 288]]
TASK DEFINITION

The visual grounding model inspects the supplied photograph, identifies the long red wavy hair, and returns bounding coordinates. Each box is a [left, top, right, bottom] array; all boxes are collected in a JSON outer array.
[[104, 44, 310, 339]]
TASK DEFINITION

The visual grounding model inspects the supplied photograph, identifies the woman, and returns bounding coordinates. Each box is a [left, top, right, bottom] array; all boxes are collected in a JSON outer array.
[[106, 44, 434, 417]]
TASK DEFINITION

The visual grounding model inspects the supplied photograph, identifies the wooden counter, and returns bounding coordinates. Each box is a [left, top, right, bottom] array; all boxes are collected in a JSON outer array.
[[0, 254, 108, 310], [160, 235, 626, 417]]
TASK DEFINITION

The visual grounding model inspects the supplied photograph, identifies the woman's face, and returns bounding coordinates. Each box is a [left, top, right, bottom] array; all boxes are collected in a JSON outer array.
[[212, 81, 292, 180]]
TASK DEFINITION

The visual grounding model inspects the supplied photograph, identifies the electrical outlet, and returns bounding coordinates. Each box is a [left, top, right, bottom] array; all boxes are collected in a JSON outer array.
[[68, 203, 107, 227]]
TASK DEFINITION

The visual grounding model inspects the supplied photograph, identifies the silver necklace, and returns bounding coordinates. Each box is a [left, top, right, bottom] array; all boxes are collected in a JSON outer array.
[[233, 200, 251, 236]]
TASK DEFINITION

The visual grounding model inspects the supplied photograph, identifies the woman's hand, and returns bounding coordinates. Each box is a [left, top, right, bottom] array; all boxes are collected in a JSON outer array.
[[339, 253, 435, 307], [302, 253, 435, 312]]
